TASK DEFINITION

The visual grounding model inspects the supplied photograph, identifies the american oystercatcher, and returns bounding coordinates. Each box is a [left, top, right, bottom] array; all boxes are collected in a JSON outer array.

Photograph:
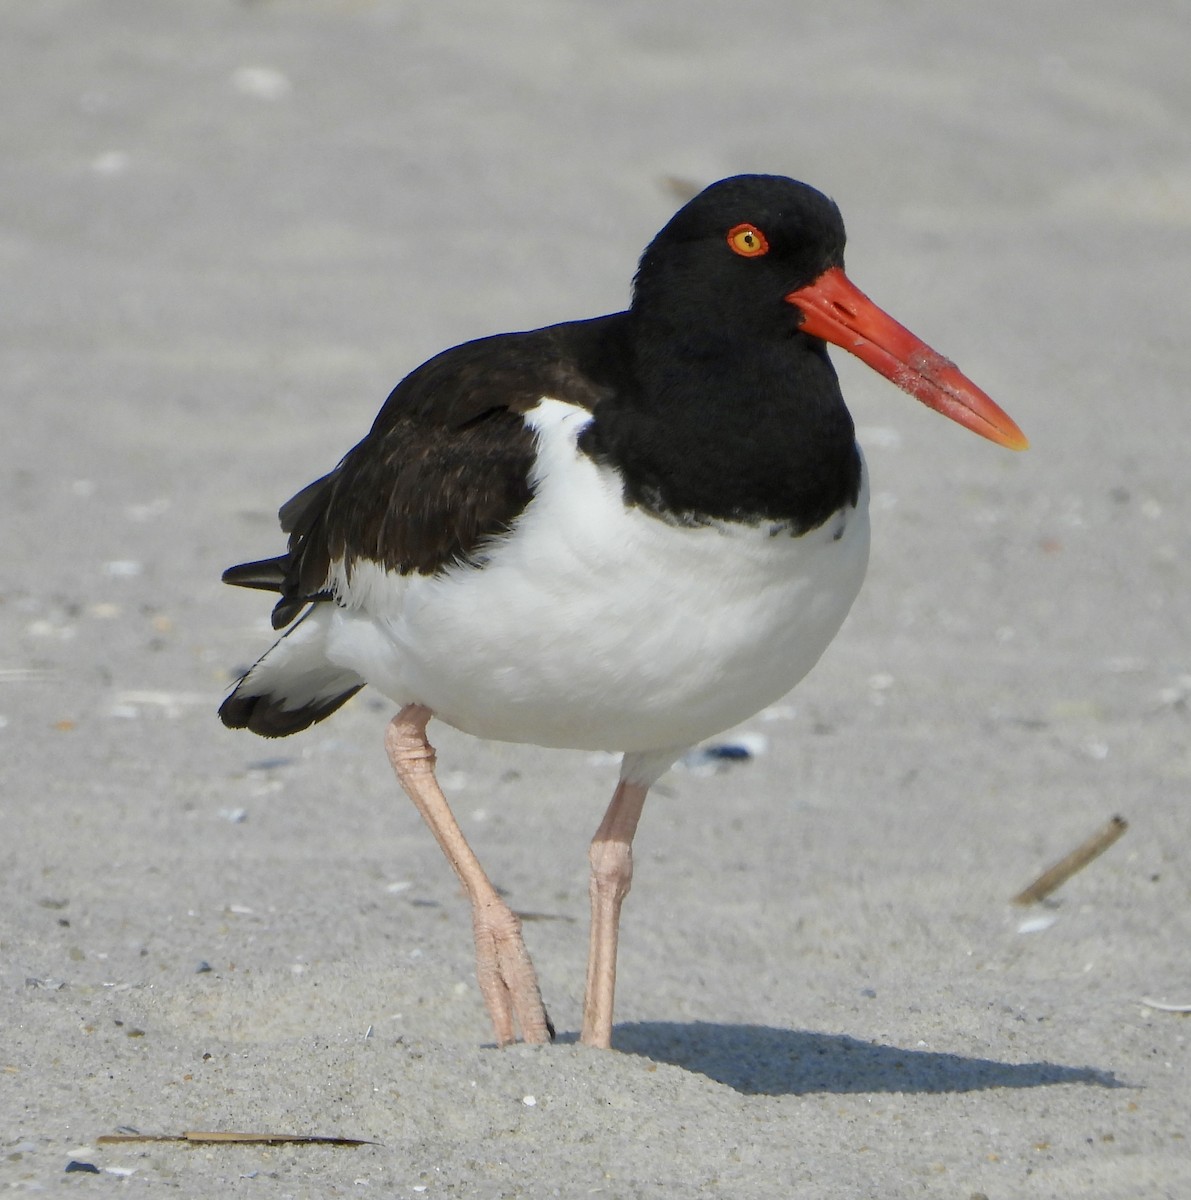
[[220, 174, 1027, 1049]]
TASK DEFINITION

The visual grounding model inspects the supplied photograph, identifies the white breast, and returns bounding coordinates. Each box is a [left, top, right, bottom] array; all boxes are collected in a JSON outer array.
[[322, 398, 870, 755]]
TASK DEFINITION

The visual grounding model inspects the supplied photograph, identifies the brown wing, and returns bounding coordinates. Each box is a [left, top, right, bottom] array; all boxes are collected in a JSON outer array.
[[223, 316, 622, 629]]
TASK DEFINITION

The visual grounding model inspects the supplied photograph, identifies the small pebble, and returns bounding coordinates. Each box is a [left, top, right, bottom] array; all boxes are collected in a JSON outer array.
[[679, 732, 768, 772], [231, 66, 292, 101], [1017, 912, 1059, 935], [125, 497, 171, 522], [103, 560, 142, 578], [91, 151, 129, 176]]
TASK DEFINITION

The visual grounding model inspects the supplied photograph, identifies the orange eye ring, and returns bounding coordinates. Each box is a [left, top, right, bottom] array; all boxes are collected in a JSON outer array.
[[727, 223, 769, 258]]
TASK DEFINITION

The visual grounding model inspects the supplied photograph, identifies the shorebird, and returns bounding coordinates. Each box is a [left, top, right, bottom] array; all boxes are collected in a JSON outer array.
[[220, 174, 1027, 1049]]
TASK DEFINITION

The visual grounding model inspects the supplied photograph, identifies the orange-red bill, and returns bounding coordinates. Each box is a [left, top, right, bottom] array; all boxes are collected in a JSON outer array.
[[786, 267, 1028, 450]]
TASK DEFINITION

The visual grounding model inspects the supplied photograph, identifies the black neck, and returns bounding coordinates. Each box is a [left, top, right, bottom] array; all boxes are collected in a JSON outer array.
[[577, 315, 863, 534]]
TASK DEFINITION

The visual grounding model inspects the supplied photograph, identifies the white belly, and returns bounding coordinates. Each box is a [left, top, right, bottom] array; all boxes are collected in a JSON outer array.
[[323, 399, 870, 754]]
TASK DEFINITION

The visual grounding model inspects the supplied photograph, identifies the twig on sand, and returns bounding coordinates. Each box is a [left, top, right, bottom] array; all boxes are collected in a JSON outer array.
[[1011, 815, 1128, 905], [97, 1131, 374, 1147]]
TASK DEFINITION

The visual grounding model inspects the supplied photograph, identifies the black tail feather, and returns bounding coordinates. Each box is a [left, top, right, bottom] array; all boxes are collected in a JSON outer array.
[[218, 682, 363, 737], [222, 555, 332, 629], [222, 556, 288, 593]]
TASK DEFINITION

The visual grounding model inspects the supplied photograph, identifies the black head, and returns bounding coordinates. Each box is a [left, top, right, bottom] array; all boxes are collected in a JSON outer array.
[[632, 175, 847, 337]]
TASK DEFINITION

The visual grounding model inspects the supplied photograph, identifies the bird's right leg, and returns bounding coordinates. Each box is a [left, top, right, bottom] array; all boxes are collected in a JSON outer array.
[[384, 704, 553, 1046]]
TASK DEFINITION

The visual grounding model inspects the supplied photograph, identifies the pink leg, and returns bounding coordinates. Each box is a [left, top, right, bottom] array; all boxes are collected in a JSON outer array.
[[384, 705, 552, 1046], [580, 778, 650, 1049]]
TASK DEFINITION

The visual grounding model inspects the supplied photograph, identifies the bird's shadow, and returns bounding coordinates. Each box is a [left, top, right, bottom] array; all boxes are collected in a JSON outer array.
[[563, 1021, 1124, 1097]]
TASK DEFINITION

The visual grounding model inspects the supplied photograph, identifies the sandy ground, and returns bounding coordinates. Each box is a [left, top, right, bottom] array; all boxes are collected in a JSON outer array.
[[3, 1, 1190, 1195]]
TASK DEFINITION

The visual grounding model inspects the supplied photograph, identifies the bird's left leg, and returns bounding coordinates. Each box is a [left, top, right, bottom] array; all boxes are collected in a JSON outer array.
[[385, 704, 553, 1047], [580, 775, 650, 1049]]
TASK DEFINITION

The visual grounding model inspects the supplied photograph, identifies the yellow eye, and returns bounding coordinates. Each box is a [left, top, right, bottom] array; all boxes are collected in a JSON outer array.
[[727, 223, 769, 258]]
